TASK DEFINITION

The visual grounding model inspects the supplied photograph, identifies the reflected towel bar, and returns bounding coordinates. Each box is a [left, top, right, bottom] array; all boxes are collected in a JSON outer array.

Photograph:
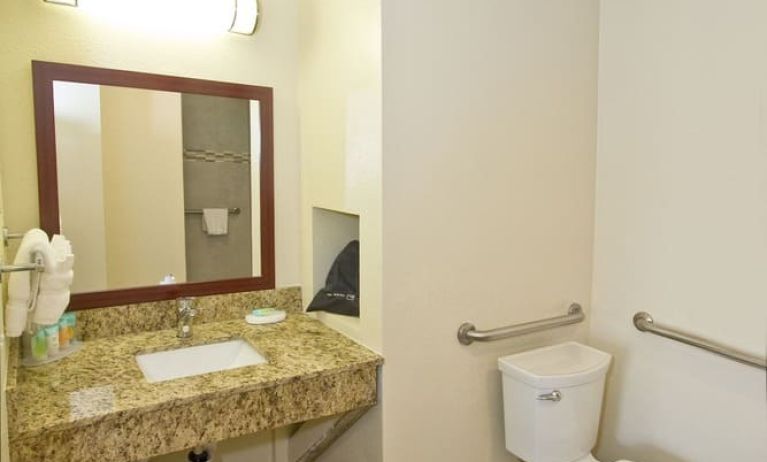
[[184, 207, 241, 215], [3, 227, 24, 247], [633, 312, 767, 370], [457, 303, 584, 345]]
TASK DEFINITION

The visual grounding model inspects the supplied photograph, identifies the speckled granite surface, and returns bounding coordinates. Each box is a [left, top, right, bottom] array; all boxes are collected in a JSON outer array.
[[8, 314, 381, 462], [76, 286, 303, 340]]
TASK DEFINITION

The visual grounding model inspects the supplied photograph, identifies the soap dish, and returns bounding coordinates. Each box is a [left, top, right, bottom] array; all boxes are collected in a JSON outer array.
[[245, 310, 286, 325]]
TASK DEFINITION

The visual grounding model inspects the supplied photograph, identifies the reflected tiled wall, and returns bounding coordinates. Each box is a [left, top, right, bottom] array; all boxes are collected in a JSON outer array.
[[181, 94, 253, 282]]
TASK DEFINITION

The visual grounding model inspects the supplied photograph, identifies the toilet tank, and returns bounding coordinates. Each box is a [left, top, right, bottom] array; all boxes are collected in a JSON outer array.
[[498, 342, 612, 462]]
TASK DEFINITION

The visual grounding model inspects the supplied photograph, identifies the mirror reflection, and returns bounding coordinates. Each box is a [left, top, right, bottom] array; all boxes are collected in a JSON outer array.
[[52, 82, 262, 293]]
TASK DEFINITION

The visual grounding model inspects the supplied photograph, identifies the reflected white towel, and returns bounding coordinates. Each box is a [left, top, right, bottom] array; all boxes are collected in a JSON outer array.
[[202, 208, 229, 235], [33, 234, 74, 325], [5, 229, 55, 337]]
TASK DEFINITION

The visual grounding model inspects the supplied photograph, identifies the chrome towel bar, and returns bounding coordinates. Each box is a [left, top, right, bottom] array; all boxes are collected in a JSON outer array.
[[0, 252, 45, 284], [0, 263, 44, 274], [457, 303, 584, 345], [633, 312, 766, 370], [3, 227, 24, 247]]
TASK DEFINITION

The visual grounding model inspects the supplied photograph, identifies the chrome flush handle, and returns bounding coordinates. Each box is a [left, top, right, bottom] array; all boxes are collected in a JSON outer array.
[[537, 390, 562, 402]]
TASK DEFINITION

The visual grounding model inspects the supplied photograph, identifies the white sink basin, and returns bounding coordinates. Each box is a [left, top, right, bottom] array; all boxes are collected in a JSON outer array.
[[136, 339, 267, 383]]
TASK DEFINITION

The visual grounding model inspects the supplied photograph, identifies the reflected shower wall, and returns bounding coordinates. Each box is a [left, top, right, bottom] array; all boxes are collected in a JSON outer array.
[[182, 94, 253, 282]]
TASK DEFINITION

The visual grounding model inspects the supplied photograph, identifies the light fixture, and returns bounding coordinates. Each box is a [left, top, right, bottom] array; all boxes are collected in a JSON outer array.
[[44, 0, 78, 6], [43, 0, 259, 36], [230, 0, 259, 35]]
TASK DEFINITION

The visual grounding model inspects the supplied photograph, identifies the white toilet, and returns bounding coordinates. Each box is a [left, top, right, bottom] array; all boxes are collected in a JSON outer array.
[[498, 342, 634, 462]]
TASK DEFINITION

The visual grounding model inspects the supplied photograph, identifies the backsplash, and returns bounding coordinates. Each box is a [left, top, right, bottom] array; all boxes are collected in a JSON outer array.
[[75, 287, 302, 341]]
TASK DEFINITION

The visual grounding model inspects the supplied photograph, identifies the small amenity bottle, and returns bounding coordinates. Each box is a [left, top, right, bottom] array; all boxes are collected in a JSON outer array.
[[58, 312, 77, 349], [44, 325, 60, 355], [31, 328, 48, 362]]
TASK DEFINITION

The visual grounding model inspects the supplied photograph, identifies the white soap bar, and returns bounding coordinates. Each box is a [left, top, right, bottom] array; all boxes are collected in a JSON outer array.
[[245, 310, 287, 325]]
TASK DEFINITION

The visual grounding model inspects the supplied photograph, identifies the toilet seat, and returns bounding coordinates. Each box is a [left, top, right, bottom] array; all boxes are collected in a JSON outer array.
[[574, 454, 635, 462], [575, 454, 599, 462]]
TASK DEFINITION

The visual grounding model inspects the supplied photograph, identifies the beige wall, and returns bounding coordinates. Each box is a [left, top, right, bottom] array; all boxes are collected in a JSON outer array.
[[0, 0, 301, 287], [591, 1, 767, 461], [53, 82, 109, 292], [381, 1, 599, 460], [298, 0, 383, 354], [100, 86, 186, 288], [0, 1, 300, 460], [297, 2, 382, 460], [151, 430, 289, 462], [55, 83, 187, 290], [0, 169, 9, 462]]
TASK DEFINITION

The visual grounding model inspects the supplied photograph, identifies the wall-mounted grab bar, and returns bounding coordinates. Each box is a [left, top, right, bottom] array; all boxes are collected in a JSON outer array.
[[633, 312, 767, 370], [457, 303, 584, 345], [184, 207, 241, 215]]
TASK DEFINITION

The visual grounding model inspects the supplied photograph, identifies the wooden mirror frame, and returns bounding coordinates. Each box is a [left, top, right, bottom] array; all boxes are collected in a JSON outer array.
[[32, 61, 275, 310]]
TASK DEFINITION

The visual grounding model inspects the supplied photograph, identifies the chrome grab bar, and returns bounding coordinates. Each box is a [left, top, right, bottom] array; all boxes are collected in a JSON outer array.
[[633, 312, 766, 370], [457, 303, 584, 345]]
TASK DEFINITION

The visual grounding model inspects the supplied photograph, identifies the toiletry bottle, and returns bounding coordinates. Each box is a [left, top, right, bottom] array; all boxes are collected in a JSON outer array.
[[59, 312, 76, 348], [68, 312, 78, 343], [32, 328, 48, 362], [59, 316, 70, 349], [44, 325, 60, 356]]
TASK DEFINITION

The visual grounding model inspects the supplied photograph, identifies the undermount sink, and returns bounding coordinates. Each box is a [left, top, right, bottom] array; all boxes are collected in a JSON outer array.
[[136, 339, 267, 383]]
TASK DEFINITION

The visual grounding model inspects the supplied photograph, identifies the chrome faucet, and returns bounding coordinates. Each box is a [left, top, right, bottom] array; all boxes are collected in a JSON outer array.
[[176, 297, 197, 338]]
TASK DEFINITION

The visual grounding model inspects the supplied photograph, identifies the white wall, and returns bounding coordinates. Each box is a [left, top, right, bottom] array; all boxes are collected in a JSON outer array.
[[591, 1, 767, 461], [381, 1, 600, 460]]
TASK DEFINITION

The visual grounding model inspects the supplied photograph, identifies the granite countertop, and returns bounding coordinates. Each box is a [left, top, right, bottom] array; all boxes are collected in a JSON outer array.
[[8, 314, 382, 462]]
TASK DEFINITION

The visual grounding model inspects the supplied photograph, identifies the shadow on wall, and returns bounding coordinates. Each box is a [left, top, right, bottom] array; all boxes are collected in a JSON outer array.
[[592, 335, 691, 462], [593, 339, 627, 459]]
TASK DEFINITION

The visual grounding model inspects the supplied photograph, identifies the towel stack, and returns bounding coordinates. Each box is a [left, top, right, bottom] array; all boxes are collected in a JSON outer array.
[[5, 229, 75, 337]]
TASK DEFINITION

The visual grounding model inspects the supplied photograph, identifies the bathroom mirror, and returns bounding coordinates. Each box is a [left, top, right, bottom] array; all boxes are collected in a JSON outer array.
[[32, 61, 274, 309]]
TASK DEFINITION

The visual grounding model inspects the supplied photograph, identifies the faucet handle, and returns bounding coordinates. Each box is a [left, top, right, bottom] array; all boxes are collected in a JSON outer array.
[[177, 297, 197, 316]]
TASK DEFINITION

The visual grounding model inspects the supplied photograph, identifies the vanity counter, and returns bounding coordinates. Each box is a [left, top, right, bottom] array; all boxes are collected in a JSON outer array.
[[7, 314, 382, 462]]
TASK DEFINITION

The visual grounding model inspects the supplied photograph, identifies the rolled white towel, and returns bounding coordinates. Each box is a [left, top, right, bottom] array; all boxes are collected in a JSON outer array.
[[33, 235, 75, 326], [5, 229, 55, 337], [51, 234, 72, 257]]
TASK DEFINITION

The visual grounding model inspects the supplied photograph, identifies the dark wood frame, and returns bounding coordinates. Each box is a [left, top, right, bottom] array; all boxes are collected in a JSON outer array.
[[32, 61, 275, 310]]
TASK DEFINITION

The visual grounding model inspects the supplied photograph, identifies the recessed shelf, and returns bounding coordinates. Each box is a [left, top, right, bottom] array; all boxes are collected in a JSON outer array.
[[311, 207, 360, 317]]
